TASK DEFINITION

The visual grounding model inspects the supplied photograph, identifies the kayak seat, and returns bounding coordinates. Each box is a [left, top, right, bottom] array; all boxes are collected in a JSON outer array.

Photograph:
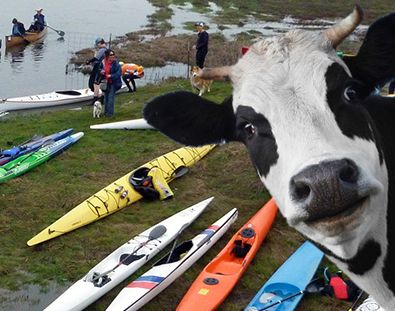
[[232, 239, 252, 258], [154, 241, 193, 266], [119, 253, 145, 265]]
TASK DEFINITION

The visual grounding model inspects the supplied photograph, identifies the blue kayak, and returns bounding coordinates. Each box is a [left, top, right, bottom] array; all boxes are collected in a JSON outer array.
[[245, 241, 323, 311], [0, 128, 73, 166]]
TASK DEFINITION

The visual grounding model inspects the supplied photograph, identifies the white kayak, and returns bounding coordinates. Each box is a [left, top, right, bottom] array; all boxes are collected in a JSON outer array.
[[106, 208, 238, 311], [90, 118, 154, 130], [0, 86, 126, 112], [43, 197, 214, 311]]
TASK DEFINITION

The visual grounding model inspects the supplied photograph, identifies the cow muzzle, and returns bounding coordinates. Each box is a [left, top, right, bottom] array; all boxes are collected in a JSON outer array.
[[289, 158, 379, 234]]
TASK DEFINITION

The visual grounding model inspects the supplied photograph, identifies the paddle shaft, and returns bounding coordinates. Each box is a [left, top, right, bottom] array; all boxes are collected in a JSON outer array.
[[36, 21, 65, 36], [258, 290, 304, 311], [348, 290, 365, 311], [92, 226, 166, 281]]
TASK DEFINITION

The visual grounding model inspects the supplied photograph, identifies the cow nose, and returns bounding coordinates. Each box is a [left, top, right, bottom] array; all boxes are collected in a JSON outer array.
[[290, 159, 362, 221]]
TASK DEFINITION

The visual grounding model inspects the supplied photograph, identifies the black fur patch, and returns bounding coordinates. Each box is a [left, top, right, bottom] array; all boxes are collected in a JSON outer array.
[[325, 63, 383, 164], [143, 91, 236, 146], [363, 97, 395, 295], [344, 13, 395, 90], [312, 239, 381, 275], [235, 106, 279, 177]]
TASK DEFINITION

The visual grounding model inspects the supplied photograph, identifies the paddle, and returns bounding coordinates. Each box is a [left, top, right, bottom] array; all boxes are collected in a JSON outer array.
[[91, 225, 167, 282], [166, 222, 190, 264], [46, 24, 65, 37], [257, 278, 324, 311], [36, 22, 65, 37], [347, 290, 365, 311]]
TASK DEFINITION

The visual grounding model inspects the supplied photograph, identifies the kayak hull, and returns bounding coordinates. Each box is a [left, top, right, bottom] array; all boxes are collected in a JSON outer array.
[[27, 144, 215, 246], [177, 198, 278, 311], [90, 118, 154, 130], [244, 241, 324, 311], [43, 198, 213, 311], [0, 128, 73, 166], [106, 208, 238, 311], [0, 86, 126, 112], [0, 132, 83, 183]]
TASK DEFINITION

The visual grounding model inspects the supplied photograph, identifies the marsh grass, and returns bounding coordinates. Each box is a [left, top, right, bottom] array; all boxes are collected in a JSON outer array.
[[0, 78, 350, 310]]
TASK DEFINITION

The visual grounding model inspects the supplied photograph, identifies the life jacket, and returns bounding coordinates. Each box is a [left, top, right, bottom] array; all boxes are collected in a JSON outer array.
[[129, 167, 173, 200], [322, 268, 361, 301], [121, 63, 144, 78]]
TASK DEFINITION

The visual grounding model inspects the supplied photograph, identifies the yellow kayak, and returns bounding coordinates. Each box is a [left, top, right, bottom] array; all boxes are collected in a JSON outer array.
[[27, 145, 215, 246]]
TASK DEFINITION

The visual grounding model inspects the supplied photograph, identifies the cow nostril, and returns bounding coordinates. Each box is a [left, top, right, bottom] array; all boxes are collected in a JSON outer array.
[[339, 159, 359, 183], [291, 180, 311, 201]]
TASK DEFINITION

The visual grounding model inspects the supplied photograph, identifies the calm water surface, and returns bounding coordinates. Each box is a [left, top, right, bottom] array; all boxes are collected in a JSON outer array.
[[0, 0, 155, 99]]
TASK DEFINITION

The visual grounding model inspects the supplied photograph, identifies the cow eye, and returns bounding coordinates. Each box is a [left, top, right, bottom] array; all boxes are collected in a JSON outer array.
[[244, 123, 256, 137], [344, 86, 358, 102]]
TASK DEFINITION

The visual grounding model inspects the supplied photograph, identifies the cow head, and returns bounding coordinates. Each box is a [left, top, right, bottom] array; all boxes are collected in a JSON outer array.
[[144, 6, 395, 308]]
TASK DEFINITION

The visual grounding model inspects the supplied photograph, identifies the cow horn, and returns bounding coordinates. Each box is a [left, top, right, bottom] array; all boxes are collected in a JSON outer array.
[[198, 66, 232, 81], [323, 4, 363, 47]]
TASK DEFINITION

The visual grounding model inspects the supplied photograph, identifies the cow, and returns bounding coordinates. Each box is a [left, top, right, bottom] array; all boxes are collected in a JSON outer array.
[[143, 5, 395, 310]]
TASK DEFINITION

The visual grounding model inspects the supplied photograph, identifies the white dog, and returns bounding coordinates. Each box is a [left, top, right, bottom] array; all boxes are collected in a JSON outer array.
[[93, 100, 102, 118]]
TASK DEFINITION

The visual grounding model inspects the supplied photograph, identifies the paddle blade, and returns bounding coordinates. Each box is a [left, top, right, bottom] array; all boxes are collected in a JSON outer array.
[[149, 225, 167, 240], [305, 278, 325, 294], [58, 30, 65, 37]]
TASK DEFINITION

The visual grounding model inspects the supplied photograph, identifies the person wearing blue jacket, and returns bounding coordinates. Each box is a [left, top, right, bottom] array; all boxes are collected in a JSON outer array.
[[99, 49, 122, 117], [11, 18, 26, 36]]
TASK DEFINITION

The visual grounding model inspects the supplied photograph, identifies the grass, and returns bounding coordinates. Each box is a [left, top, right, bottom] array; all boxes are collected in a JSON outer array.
[[0, 78, 350, 310]]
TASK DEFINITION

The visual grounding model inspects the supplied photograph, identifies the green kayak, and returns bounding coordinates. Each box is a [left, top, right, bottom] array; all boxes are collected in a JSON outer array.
[[0, 132, 84, 183]]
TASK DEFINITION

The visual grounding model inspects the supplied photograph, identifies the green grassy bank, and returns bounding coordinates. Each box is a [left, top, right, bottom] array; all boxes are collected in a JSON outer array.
[[0, 79, 349, 310]]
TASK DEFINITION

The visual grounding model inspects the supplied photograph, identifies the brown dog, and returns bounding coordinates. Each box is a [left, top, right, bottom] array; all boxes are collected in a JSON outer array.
[[190, 66, 213, 96]]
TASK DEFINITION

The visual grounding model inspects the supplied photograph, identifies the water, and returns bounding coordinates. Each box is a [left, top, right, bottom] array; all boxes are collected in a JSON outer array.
[[0, 0, 155, 99]]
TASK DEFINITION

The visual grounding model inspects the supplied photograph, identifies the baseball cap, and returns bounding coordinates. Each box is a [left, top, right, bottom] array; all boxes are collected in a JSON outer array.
[[195, 22, 205, 27], [95, 37, 105, 46]]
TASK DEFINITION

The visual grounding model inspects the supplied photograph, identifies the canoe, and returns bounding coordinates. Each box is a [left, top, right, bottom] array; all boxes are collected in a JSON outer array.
[[5, 27, 48, 48], [0, 128, 74, 166], [27, 144, 216, 246], [0, 86, 126, 112], [0, 132, 84, 184], [106, 208, 238, 311], [90, 118, 154, 130], [177, 198, 278, 311], [244, 241, 324, 311], [44, 197, 213, 311]]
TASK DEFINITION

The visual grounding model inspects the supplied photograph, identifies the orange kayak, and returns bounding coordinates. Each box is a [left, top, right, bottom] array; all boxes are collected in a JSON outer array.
[[176, 198, 278, 311]]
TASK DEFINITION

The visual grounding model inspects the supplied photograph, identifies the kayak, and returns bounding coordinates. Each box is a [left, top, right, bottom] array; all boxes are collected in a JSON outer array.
[[106, 208, 238, 311], [0, 132, 84, 184], [0, 86, 126, 112], [244, 241, 324, 311], [90, 118, 154, 130], [5, 27, 48, 48], [0, 128, 74, 166], [44, 197, 213, 311], [177, 198, 278, 311], [27, 144, 215, 246]]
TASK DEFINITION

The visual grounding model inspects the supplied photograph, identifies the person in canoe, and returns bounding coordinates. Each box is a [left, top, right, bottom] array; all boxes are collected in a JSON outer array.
[[28, 8, 46, 32], [11, 18, 26, 37], [86, 37, 108, 104], [119, 62, 144, 93]]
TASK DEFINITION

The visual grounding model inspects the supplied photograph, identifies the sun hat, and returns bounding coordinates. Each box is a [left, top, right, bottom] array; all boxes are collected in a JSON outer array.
[[195, 22, 205, 27], [36, 8, 43, 12]]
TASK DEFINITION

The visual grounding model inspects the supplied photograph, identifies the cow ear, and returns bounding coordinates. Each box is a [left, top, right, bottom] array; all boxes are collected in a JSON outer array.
[[143, 91, 236, 146], [343, 12, 395, 91]]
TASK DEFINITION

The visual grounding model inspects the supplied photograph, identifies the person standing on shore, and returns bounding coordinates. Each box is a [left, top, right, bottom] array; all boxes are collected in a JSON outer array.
[[86, 38, 107, 104], [99, 49, 122, 117], [193, 22, 209, 69]]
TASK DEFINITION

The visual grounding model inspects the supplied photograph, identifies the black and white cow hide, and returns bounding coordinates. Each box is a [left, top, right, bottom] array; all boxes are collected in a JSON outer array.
[[144, 6, 395, 310]]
